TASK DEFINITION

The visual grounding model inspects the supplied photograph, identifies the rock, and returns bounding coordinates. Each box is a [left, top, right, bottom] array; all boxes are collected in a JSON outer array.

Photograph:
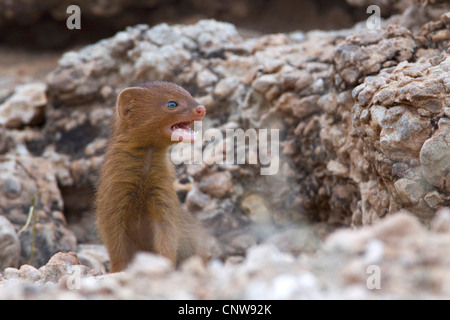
[[3, 267, 20, 280], [186, 186, 213, 211], [420, 121, 450, 193], [242, 244, 295, 273], [4, 176, 21, 199], [214, 77, 241, 100], [263, 226, 322, 255], [1, 208, 450, 298], [241, 194, 271, 224], [229, 233, 257, 254], [0, 155, 77, 267], [394, 178, 427, 204], [424, 190, 446, 209], [196, 69, 219, 89], [370, 211, 425, 241], [180, 256, 208, 276], [379, 106, 431, 160], [76, 244, 109, 273], [327, 160, 349, 176], [431, 207, 450, 233], [325, 225, 372, 254], [275, 93, 318, 119], [40, 252, 85, 283], [0, 82, 47, 128], [47, 251, 80, 266], [199, 171, 233, 198], [0, 216, 21, 269], [126, 252, 174, 276], [353, 50, 450, 222], [334, 26, 416, 85], [0, 127, 9, 154], [326, 212, 422, 253], [18, 264, 42, 282], [252, 74, 280, 96], [46, 20, 241, 105]]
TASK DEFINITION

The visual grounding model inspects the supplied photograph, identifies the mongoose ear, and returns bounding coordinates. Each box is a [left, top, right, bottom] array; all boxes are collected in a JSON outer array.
[[117, 87, 147, 119]]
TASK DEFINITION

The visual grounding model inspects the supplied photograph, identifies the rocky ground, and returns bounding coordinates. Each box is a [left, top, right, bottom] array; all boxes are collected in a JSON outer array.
[[1, 211, 449, 299], [0, 0, 449, 299]]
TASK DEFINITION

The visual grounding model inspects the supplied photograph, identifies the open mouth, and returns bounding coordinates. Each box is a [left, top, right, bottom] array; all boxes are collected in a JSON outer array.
[[170, 120, 199, 143]]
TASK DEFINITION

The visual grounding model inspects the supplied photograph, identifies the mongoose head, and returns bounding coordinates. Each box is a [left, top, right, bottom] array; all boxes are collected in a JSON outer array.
[[115, 81, 206, 148]]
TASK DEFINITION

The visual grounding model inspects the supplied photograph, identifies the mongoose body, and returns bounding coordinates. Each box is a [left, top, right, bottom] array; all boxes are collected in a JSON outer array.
[[96, 81, 206, 272]]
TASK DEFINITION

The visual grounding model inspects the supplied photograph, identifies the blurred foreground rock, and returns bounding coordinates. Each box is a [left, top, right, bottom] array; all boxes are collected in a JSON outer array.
[[0, 211, 449, 299]]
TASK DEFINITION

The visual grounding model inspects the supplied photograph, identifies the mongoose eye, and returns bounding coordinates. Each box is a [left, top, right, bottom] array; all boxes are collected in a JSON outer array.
[[166, 101, 178, 108]]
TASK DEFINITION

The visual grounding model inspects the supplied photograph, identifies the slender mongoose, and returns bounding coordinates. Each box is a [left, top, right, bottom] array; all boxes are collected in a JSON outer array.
[[96, 81, 207, 272]]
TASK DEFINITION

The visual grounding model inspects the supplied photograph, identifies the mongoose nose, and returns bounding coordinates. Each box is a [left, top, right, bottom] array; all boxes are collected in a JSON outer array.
[[195, 105, 206, 116]]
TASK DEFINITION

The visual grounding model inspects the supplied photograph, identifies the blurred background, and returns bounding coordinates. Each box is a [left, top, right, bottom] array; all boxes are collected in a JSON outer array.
[[0, 0, 370, 50], [0, 0, 372, 116]]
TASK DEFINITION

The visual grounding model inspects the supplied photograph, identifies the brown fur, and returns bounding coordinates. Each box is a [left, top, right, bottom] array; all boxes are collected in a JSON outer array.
[[96, 81, 207, 272]]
